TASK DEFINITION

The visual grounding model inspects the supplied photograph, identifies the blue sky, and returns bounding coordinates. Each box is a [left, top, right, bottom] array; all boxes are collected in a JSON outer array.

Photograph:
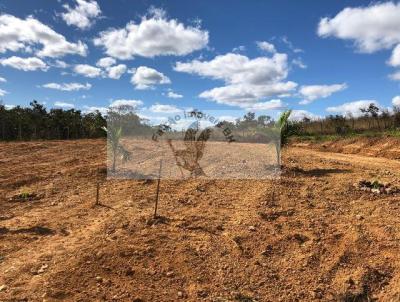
[[0, 0, 400, 122]]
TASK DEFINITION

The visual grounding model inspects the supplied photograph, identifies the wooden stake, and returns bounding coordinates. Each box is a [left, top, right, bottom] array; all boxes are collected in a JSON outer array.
[[95, 182, 100, 206], [154, 159, 163, 219]]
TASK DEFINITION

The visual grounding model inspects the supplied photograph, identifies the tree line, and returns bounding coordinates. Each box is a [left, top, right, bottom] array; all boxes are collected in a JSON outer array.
[[296, 103, 400, 136], [0, 100, 107, 140]]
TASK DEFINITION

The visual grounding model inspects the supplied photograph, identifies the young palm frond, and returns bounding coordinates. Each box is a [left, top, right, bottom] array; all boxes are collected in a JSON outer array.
[[102, 126, 132, 172], [275, 110, 292, 166]]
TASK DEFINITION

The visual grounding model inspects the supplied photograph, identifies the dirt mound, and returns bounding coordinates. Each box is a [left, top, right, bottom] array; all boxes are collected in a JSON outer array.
[[293, 136, 400, 160]]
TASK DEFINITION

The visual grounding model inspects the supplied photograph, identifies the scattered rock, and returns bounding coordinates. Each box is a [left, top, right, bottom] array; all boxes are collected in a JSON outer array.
[[166, 271, 174, 277], [356, 180, 399, 195], [37, 264, 48, 274], [248, 226, 256, 232], [178, 291, 183, 298], [95, 276, 103, 282], [0, 285, 7, 292]]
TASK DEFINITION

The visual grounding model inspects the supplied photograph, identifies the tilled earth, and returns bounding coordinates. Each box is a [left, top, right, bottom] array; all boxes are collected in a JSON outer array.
[[1, 139, 400, 301]]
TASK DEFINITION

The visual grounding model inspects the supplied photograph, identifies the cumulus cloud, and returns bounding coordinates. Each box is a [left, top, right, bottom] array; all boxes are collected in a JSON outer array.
[[167, 90, 183, 99], [389, 71, 400, 81], [131, 66, 170, 90], [289, 110, 321, 121], [96, 57, 116, 68], [326, 100, 379, 116], [61, 0, 101, 30], [318, 2, 400, 53], [0, 14, 87, 58], [52, 60, 69, 68], [0, 76, 6, 82], [107, 64, 127, 79], [0, 88, 7, 96], [83, 105, 108, 115], [175, 53, 288, 84], [175, 52, 297, 107], [74, 64, 102, 78], [198, 82, 297, 107], [245, 99, 286, 111], [389, 44, 400, 67], [292, 58, 307, 69], [109, 99, 143, 109], [392, 96, 400, 107], [256, 41, 276, 53], [54, 101, 74, 109], [299, 83, 347, 104], [42, 82, 91, 91], [0, 56, 48, 71], [149, 103, 180, 113], [93, 8, 208, 59]]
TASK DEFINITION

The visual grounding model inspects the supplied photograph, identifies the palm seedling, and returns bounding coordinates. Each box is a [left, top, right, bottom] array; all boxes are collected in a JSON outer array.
[[275, 110, 292, 167], [102, 126, 132, 172]]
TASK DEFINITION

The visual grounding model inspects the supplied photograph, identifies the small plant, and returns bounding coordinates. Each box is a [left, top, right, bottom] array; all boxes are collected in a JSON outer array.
[[19, 191, 30, 199], [275, 110, 292, 167], [257, 110, 292, 167], [102, 126, 132, 172]]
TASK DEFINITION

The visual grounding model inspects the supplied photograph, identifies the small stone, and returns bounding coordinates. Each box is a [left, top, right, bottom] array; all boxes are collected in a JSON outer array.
[[356, 215, 364, 220], [95, 276, 103, 282], [166, 271, 174, 277], [371, 188, 380, 194], [37, 264, 48, 274], [178, 291, 183, 298], [248, 226, 256, 232], [0, 285, 7, 292]]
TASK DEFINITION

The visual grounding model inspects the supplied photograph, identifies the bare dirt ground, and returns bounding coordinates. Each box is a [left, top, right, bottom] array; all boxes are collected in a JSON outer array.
[[1, 139, 400, 301]]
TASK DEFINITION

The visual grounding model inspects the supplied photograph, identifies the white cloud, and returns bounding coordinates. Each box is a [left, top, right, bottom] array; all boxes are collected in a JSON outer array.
[[83, 105, 108, 115], [149, 103, 180, 113], [131, 66, 170, 90], [289, 110, 321, 121], [281, 36, 303, 53], [0, 56, 48, 71], [292, 58, 307, 69], [299, 83, 347, 104], [109, 99, 143, 109], [0, 76, 6, 82], [392, 96, 400, 107], [54, 101, 74, 109], [53, 60, 69, 68], [93, 8, 208, 59], [245, 99, 286, 111], [175, 53, 288, 84], [326, 100, 379, 116], [256, 41, 276, 53], [232, 45, 246, 52], [167, 91, 183, 99], [96, 57, 116, 68], [389, 71, 400, 81], [198, 82, 297, 107], [4, 104, 14, 109], [175, 52, 296, 107], [0, 14, 87, 58], [61, 0, 101, 30], [0, 88, 7, 96], [389, 44, 400, 67], [42, 82, 91, 91], [107, 64, 127, 79], [74, 64, 102, 78], [318, 2, 400, 53]]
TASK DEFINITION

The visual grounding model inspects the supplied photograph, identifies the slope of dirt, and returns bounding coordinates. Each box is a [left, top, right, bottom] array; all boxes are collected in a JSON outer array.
[[292, 136, 400, 160], [1, 139, 400, 301]]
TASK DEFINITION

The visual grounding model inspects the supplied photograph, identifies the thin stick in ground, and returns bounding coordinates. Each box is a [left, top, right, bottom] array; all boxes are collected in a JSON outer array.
[[154, 159, 163, 219], [95, 182, 100, 206]]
